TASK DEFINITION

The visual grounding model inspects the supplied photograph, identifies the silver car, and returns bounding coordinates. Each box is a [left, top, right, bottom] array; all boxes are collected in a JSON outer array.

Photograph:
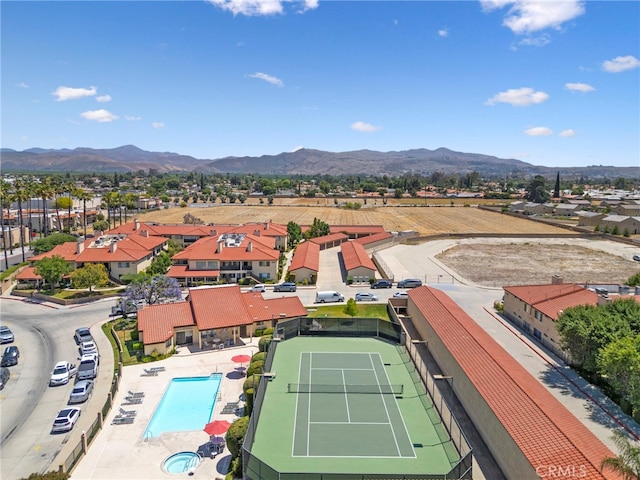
[[69, 380, 94, 404], [355, 292, 379, 302], [51, 408, 81, 433], [0, 326, 14, 344]]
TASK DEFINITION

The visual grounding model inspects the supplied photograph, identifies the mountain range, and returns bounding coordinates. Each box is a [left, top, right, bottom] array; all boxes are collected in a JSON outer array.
[[1, 145, 638, 178]]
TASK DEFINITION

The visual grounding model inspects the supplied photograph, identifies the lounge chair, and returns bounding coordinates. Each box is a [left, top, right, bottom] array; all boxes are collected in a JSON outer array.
[[122, 397, 143, 405], [141, 369, 158, 377], [149, 366, 165, 372], [112, 415, 135, 425], [119, 407, 137, 417], [128, 390, 145, 398]]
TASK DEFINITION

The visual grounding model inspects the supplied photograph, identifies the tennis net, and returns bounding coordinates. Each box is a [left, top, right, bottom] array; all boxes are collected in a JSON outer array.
[[287, 383, 404, 394]]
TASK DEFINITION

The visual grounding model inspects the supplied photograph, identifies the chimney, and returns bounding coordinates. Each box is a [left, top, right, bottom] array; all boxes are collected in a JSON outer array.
[[134, 218, 140, 231], [551, 274, 563, 285], [76, 240, 85, 254], [217, 238, 224, 253], [142, 230, 149, 238], [247, 241, 253, 252], [264, 222, 268, 230], [210, 229, 217, 236], [110, 242, 117, 253], [253, 229, 261, 237]]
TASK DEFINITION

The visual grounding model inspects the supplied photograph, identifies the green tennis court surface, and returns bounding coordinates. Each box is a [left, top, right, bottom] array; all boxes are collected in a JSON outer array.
[[248, 337, 457, 477]]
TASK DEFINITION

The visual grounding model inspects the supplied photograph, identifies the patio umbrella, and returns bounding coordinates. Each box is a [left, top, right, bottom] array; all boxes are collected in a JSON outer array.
[[231, 354, 251, 364], [204, 420, 231, 437]]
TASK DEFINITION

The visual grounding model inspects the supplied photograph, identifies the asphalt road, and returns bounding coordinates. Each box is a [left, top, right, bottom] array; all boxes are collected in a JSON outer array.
[[0, 297, 115, 480]]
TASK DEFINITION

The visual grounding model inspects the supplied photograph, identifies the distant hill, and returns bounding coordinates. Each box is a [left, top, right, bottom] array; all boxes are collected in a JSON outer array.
[[1, 145, 638, 178]]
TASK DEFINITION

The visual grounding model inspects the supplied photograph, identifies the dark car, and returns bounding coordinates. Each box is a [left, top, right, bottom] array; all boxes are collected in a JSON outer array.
[[1, 346, 20, 367], [371, 279, 392, 289], [633, 254, 640, 262], [74, 327, 93, 344], [0, 367, 10, 389], [397, 278, 423, 289], [273, 282, 297, 292]]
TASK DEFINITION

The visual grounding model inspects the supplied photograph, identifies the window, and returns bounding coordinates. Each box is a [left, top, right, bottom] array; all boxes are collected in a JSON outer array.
[[117, 262, 130, 268], [534, 310, 542, 321], [207, 261, 218, 269], [195, 261, 206, 269], [259, 261, 271, 267], [165, 338, 172, 348]]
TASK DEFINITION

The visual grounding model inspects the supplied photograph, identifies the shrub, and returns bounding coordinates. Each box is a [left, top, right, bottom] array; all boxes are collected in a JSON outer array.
[[251, 352, 266, 363], [247, 360, 264, 377], [225, 415, 249, 460], [493, 300, 504, 313], [132, 341, 143, 351], [130, 330, 139, 341], [258, 335, 272, 352], [263, 327, 274, 336], [347, 276, 354, 285]]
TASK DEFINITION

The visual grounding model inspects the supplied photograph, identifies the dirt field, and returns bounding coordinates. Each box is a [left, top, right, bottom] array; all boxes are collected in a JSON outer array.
[[136, 204, 570, 236], [436, 242, 638, 287]]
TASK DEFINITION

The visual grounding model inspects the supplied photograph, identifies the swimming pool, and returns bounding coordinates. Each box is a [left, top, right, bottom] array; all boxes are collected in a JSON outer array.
[[144, 374, 222, 438]]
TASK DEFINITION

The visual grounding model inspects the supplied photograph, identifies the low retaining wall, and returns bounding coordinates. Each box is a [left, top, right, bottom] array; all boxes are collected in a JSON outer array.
[[11, 290, 119, 306]]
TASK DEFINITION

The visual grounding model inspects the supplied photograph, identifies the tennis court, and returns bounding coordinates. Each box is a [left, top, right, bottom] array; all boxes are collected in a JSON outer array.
[[247, 337, 457, 478], [292, 351, 414, 458]]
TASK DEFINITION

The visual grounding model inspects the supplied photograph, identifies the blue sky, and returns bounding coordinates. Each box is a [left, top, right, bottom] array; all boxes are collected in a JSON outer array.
[[2, 0, 639, 168]]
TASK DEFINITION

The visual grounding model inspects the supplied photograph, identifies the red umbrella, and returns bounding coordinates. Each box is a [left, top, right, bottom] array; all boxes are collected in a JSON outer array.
[[204, 420, 231, 437], [231, 354, 251, 364]]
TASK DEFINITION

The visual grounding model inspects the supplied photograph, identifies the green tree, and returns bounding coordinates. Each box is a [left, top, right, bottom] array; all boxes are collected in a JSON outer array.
[[92, 220, 109, 232], [31, 233, 77, 254], [525, 175, 550, 203], [19, 471, 70, 480], [54, 196, 73, 210], [626, 272, 640, 287], [226, 416, 249, 477], [597, 335, 640, 412], [600, 430, 640, 480], [146, 252, 172, 276], [34, 255, 73, 288], [287, 221, 303, 246], [553, 171, 560, 198], [344, 298, 359, 317], [70, 263, 109, 292], [304, 217, 330, 239]]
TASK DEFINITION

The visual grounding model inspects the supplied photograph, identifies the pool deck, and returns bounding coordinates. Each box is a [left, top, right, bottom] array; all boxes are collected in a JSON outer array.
[[70, 341, 257, 480]]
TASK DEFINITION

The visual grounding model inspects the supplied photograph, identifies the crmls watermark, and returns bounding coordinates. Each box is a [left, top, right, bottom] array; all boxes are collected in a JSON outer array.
[[536, 465, 588, 478]]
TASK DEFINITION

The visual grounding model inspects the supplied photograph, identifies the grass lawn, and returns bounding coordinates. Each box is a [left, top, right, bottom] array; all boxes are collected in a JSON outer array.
[[112, 318, 144, 365], [306, 303, 390, 320], [52, 288, 122, 299]]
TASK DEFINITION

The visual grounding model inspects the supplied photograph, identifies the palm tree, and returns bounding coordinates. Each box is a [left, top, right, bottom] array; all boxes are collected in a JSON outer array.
[[0, 180, 11, 269], [12, 179, 30, 262], [52, 178, 65, 232], [74, 188, 93, 236], [35, 178, 54, 237], [601, 430, 640, 480]]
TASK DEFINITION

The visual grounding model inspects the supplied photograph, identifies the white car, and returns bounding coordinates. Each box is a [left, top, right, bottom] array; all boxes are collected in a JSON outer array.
[[49, 361, 77, 386], [80, 340, 98, 356], [51, 408, 81, 433], [393, 291, 409, 298], [355, 292, 379, 302], [249, 284, 266, 292]]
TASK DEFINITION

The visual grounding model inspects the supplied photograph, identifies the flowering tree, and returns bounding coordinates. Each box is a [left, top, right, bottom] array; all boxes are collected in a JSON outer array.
[[118, 275, 182, 312]]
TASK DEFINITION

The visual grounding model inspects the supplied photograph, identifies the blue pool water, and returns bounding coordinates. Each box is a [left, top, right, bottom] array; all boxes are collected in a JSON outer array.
[[163, 451, 200, 474], [144, 375, 222, 438]]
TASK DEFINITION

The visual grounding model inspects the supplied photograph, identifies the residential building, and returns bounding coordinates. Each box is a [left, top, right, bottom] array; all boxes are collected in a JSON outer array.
[[601, 215, 640, 234], [308, 232, 348, 250], [341, 241, 377, 282], [288, 241, 319, 284]]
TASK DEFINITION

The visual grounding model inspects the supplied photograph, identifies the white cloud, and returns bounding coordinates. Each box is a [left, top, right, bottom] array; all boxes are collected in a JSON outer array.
[[17, 82, 29, 88], [125, 115, 141, 121], [80, 109, 118, 122], [564, 82, 594, 93], [524, 126, 553, 136], [602, 55, 640, 73], [249, 72, 284, 87], [438, 29, 449, 37], [351, 121, 382, 133], [152, 122, 165, 129], [207, 0, 317, 16], [559, 129, 576, 137], [52, 86, 97, 101], [485, 87, 549, 106], [96, 95, 112, 103], [480, 0, 585, 35], [516, 33, 550, 47]]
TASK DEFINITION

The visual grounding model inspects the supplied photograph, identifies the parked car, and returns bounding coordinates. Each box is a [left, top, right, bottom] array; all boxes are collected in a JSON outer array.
[[0, 326, 14, 344], [249, 284, 266, 293], [371, 279, 393, 289], [74, 327, 93, 344], [69, 380, 94, 404], [0, 367, 10, 390], [397, 279, 423, 289], [393, 291, 409, 298], [273, 282, 297, 292], [77, 355, 98, 381], [51, 408, 81, 433], [633, 254, 640, 262], [1, 346, 20, 367], [316, 291, 345, 303], [50, 361, 78, 386], [80, 340, 98, 356], [355, 292, 379, 302]]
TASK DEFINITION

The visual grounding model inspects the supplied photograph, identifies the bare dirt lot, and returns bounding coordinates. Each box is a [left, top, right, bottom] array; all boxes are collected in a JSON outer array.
[[435, 241, 638, 287], [137, 204, 569, 236]]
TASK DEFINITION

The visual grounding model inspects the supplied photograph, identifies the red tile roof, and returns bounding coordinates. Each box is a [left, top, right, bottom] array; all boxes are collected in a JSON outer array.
[[409, 286, 620, 479], [352, 231, 394, 245], [167, 265, 220, 278], [108, 221, 288, 239], [289, 241, 320, 272], [340, 241, 376, 271], [504, 284, 599, 320], [30, 242, 80, 262], [330, 225, 386, 234], [172, 234, 277, 262], [15, 266, 42, 280], [308, 232, 348, 245], [138, 302, 195, 344]]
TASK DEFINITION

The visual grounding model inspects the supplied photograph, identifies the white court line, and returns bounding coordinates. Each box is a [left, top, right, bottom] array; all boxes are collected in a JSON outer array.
[[342, 369, 351, 422], [309, 421, 390, 425], [291, 351, 304, 457], [307, 352, 312, 456]]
